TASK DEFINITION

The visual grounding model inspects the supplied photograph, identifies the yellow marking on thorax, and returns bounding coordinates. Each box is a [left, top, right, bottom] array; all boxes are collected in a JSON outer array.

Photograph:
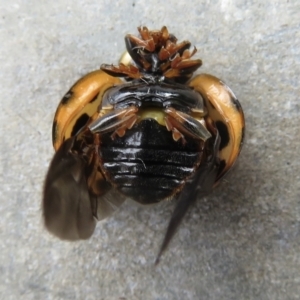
[[137, 108, 166, 126]]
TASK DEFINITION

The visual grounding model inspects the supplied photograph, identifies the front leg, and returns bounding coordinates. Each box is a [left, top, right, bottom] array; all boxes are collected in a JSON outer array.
[[164, 107, 212, 143], [88, 106, 139, 139]]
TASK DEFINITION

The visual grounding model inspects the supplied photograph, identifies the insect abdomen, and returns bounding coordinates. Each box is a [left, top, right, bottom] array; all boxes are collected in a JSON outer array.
[[99, 119, 203, 204]]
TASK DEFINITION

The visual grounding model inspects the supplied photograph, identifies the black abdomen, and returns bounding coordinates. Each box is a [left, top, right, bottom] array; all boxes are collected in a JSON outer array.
[[99, 119, 203, 204]]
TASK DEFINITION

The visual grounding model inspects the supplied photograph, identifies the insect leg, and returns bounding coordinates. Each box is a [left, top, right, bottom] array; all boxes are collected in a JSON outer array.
[[164, 107, 211, 143], [158, 40, 191, 61], [101, 63, 142, 79], [88, 106, 139, 139], [124, 35, 152, 70]]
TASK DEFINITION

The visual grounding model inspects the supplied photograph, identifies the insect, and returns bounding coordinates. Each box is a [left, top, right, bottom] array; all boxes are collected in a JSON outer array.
[[43, 26, 245, 264]]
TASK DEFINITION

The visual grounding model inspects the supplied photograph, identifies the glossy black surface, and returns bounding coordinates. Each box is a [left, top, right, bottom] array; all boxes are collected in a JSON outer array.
[[99, 119, 204, 204], [101, 80, 204, 113]]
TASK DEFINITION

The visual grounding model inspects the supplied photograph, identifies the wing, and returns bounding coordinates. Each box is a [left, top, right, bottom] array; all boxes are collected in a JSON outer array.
[[155, 132, 221, 264], [189, 74, 245, 182], [43, 137, 125, 240], [52, 70, 122, 151]]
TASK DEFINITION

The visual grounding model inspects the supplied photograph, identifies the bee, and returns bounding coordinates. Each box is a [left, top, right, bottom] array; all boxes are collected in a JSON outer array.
[[43, 26, 245, 264]]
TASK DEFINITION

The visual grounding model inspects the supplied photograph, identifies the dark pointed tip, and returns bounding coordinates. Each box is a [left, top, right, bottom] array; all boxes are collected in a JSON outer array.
[[154, 256, 160, 266], [154, 247, 165, 265]]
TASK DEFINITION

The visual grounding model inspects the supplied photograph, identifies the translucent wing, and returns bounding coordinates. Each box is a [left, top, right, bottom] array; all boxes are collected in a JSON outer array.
[[43, 137, 125, 240], [155, 133, 221, 264]]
